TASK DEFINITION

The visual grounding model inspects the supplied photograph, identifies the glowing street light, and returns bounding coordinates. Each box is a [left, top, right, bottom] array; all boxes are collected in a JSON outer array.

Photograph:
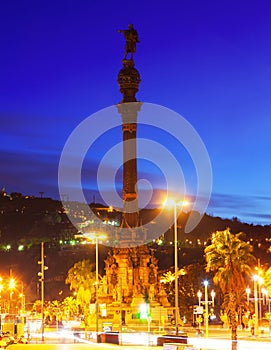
[[9, 278, 15, 290]]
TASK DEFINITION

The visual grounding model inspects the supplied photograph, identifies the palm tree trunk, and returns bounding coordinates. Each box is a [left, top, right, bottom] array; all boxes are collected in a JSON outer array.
[[231, 326, 237, 350]]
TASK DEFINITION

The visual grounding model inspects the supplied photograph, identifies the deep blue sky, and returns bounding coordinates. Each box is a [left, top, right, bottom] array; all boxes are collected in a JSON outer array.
[[1, 0, 271, 225]]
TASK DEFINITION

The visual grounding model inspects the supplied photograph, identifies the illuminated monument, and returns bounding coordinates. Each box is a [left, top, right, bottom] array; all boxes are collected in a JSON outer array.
[[100, 25, 171, 327], [117, 24, 142, 237]]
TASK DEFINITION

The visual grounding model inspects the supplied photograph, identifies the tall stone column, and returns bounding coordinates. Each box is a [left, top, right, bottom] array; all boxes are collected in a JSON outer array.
[[102, 27, 171, 322], [117, 59, 142, 231]]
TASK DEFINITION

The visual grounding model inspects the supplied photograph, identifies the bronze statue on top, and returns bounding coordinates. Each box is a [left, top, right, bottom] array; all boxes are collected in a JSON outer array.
[[118, 24, 140, 60]]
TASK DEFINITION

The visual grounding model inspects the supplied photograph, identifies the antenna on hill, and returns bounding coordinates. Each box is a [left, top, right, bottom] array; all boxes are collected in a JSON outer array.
[[39, 191, 44, 198], [61, 193, 67, 202]]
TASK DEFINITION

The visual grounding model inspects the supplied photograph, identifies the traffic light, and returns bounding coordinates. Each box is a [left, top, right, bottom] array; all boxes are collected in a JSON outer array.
[[37, 243, 48, 282]]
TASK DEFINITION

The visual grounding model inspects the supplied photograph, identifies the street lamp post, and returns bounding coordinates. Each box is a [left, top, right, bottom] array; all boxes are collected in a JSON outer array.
[[266, 295, 271, 336], [197, 283, 215, 337], [253, 275, 259, 336], [95, 236, 99, 339], [76, 232, 106, 341], [204, 280, 209, 338], [119, 277, 123, 345], [37, 242, 48, 342], [41, 242, 45, 342], [38, 242, 45, 342], [258, 276, 263, 322], [259, 288, 271, 335], [9, 277, 15, 314], [164, 198, 189, 335], [173, 202, 179, 335], [19, 284, 25, 315], [246, 274, 269, 336]]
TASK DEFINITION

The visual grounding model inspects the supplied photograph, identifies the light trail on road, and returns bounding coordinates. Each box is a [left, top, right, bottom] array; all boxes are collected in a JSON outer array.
[[21, 329, 271, 350], [190, 336, 271, 350]]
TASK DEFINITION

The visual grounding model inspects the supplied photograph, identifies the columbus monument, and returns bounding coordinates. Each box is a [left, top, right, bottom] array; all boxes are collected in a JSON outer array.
[[100, 25, 172, 328]]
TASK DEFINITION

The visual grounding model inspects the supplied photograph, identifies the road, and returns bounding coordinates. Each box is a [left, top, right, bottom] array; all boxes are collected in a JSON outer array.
[[7, 339, 271, 350], [8, 327, 271, 350]]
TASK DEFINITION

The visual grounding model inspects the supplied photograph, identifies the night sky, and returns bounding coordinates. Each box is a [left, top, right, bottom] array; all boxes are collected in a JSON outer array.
[[1, 0, 271, 225]]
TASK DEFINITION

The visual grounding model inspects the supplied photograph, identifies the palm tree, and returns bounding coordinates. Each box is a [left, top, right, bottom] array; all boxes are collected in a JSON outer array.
[[65, 259, 96, 326], [160, 269, 186, 305], [62, 296, 78, 320], [205, 229, 256, 350]]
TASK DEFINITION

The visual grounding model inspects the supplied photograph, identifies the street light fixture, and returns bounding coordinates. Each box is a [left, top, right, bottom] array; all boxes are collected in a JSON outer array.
[[210, 290, 215, 306], [261, 288, 271, 334], [204, 280, 209, 338], [76, 232, 107, 341], [38, 242, 47, 342], [257, 275, 264, 322], [163, 198, 189, 335], [197, 283, 215, 336], [253, 275, 259, 336], [247, 274, 264, 336]]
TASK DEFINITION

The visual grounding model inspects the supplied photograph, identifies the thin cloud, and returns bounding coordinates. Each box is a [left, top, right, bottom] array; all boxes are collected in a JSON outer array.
[[208, 192, 271, 225]]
